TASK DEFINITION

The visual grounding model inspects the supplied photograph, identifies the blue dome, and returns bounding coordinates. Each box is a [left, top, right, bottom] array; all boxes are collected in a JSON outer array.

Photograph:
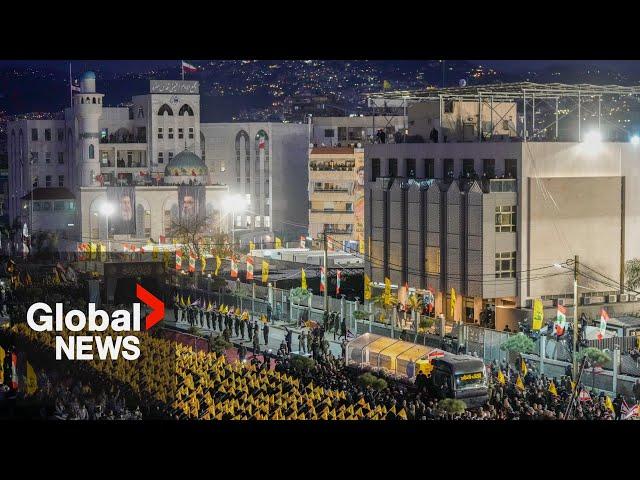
[[164, 149, 208, 179], [82, 71, 96, 80]]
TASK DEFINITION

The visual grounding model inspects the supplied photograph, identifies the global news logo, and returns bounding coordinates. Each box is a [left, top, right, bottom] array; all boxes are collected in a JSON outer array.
[[25, 284, 164, 361]]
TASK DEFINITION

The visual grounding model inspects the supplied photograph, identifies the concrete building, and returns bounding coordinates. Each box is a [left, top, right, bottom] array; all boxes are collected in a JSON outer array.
[[308, 146, 364, 249], [310, 115, 407, 147], [364, 140, 640, 324], [199, 122, 309, 243]]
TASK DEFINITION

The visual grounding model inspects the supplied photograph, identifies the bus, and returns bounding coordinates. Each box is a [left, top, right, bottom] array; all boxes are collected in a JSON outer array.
[[427, 353, 488, 408]]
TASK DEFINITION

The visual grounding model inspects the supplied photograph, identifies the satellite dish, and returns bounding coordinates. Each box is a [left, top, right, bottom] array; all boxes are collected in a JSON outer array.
[[459, 79, 467, 87]]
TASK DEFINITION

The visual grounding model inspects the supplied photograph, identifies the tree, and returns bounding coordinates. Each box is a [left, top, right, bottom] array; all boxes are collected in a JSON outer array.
[[209, 335, 232, 356], [626, 259, 640, 291], [372, 292, 398, 325], [290, 287, 311, 304], [500, 332, 535, 354], [357, 372, 388, 391], [438, 398, 467, 415], [579, 347, 612, 388]]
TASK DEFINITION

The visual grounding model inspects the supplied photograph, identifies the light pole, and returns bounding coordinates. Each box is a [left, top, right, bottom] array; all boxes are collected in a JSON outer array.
[[100, 202, 115, 256], [222, 193, 250, 248]]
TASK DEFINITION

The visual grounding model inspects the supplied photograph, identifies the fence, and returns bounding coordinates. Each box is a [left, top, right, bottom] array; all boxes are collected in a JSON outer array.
[[586, 336, 638, 354]]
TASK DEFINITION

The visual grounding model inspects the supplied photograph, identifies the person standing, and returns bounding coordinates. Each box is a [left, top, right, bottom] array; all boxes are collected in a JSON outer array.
[[284, 327, 293, 354], [267, 303, 273, 323], [252, 331, 261, 356], [299, 331, 306, 354], [247, 319, 254, 342], [263, 322, 269, 347]]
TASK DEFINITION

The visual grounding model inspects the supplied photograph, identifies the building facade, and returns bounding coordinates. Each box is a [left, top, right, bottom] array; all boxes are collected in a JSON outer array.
[[308, 146, 364, 249], [364, 141, 640, 322]]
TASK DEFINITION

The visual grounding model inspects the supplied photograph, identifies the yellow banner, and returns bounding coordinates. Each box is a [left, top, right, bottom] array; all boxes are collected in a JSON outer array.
[[152, 246, 159, 260], [249, 241, 255, 252], [364, 274, 372, 301], [275, 237, 282, 249], [450, 288, 456, 319], [301, 268, 307, 290], [532, 298, 544, 331], [26, 361, 38, 396], [262, 260, 269, 284], [215, 255, 222, 276], [384, 277, 391, 305]]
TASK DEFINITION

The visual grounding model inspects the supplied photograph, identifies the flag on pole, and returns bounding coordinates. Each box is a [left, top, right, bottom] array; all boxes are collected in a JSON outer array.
[[188, 252, 196, 273], [152, 246, 159, 260], [182, 60, 198, 73], [275, 237, 282, 249], [175, 249, 183, 270], [520, 358, 528, 377], [359, 239, 365, 254], [515, 375, 525, 392], [10, 352, 18, 389], [364, 274, 372, 301], [201, 255, 207, 274], [598, 308, 609, 340], [215, 255, 222, 276], [604, 395, 615, 413], [261, 260, 269, 284], [548, 381, 558, 396], [622, 400, 639, 419], [300, 236, 306, 248], [301, 268, 307, 290], [336, 270, 341, 295], [246, 256, 254, 281], [320, 267, 326, 292], [578, 389, 592, 402], [497, 370, 505, 385], [249, 241, 255, 252], [0, 346, 5, 384], [532, 298, 544, 331], [555, 304, 567, 336], [26, 361, 37, 396], [230, 257, 238, 278]]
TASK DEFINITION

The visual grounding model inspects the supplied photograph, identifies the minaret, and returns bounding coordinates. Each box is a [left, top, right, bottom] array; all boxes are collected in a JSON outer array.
[[73, 71, 104, 187]]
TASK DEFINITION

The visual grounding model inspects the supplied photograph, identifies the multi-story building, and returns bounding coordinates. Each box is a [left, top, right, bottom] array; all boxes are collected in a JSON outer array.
[[308, 146, 364, 249], [199, 122, 309, 243], [364, 86, 640, 326], [310, 116, 407, 147]]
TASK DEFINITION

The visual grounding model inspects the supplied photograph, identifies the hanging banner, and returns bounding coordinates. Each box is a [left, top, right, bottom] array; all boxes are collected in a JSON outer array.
[[188, 252, 196, 273], [336, 270, 341, 295], [398, 282, 409, 306], [300, 236, 306, 249], [532, 298, 544, 331], [178, 184, 206, 221], [320, 266, 326, 292], [354, 153, 365, 244], [301, 268, 307, 290], [215, 255, 222, 276], [450, 288, 457, 319], [555, 304, 567, 335], [230, 257, 238, 278], [384, 277, 391, 304], [359, 239, 365, 254], [262, 260, 269, 284], [201, 255, 207, 274], [175, 249, 183, 270], [275, 237, 282, 249], [107, 186, 136, 235], [246, 256, 254, 281], [364, 274, 372, 301], [598, 308, 609, 340]]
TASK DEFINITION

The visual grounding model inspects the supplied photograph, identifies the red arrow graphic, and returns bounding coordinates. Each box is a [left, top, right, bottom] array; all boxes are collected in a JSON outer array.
[[136, 284, 165, 330]]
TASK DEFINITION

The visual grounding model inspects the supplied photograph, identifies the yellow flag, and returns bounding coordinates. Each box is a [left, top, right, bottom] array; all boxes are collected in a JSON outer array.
[[152, 246, 159, 260], [26, 361, 38, 396], [532, 298, 544, 331], [570, 380, 576, 392], [275, 237, 282, 249], [364, 274, 371, 301], [89, 242, 97, 260], [604, 395, 615, 413], [215, 255, 222, 276], [0, 346, 4, 384], [249, 241, 255, 252], [497, 370, 505, 385], [548, 381, 558, 397], [450, 288, 456, 319], [383, 80, 392, 90], [301, 268, 307, 290], [163, 249, 169, 268], [520, 358, 528, 377], [262, 260, 269, 284], [515, 375, 525, 392], [359, 239, 365, 254], [201, 255, 207, 274], [384, 277, 391, 304]]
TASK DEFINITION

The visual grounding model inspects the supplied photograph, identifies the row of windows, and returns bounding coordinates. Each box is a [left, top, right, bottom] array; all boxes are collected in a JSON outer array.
[[32, 175, 65, 188], [30, 152, 65, 164], [31, 128, 65, 142], [32, 200, 75, 211], [157, 152, 174, 164], [158, 127, 194, 140], [370, 158, 518, 181], [75, 96, 102, 106]]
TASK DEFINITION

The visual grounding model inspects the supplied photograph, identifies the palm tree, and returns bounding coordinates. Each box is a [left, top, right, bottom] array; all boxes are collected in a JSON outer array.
[[372, 292, 398, 325]]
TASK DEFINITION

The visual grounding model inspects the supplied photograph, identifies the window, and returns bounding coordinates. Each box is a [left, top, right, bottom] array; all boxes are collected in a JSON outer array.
[[168, 128, 174, 139], [45, 129, 51, 141], [101, 129, 108, 140], [324, 129, 334, 138], [388, 158, 398, 177], [426, 246, 440, 275], [158, 152, 164, 164], [264, 216, 271, 228], [345, 202, 353, 212], [45, 152, 51, 164], [168, 152, 174, 162], [425, 159, 435, 179], [33, 176, 38, 187], [178, 128, 184, 139], [483, 158, 495, 177], [495, 205, 517, 232], [127, 152, 133, 163], [88, 144, 95, 159], [58, 152, 64, 164], [338, 126, 347, 142], [406, 158, 416, 178], [178, 104, 194, 116], [31, 129, 38, 141], [54, 200, 65, 211], [138, 107, 144, 118], [444, 159, 454, 179], [505, 158, 517, 178], [255, 216, 261, 228], [235, 215, 242, 227], [158, 104, 173, 116], [188, 127, 194, 139], [157, 128, 163, 139], [57, 129, 64, 141], [31, 152, 38, 163], [45, 175, 52, 187], [463, 159, 474, 177], [41, 201, 51, 211], [371, 158, 380, 182], [495, 251, 516, 278], [58, 175, 64, 187]]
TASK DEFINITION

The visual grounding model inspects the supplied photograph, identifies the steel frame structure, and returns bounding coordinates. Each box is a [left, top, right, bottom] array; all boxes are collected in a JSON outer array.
[[366, 82, 640, 142]]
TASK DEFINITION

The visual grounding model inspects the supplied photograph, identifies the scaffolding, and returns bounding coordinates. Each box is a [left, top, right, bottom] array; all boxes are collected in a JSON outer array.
[[366, 82, 640, 142]]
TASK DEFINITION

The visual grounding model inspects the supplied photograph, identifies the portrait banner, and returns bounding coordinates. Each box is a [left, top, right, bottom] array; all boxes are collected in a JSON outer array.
[[107, 186, 136, 235], [179, 185, 206, 222]]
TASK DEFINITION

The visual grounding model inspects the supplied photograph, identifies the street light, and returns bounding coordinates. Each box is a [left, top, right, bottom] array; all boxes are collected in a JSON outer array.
[[100, 202, 115, 255], [222, 193, 250, 246]]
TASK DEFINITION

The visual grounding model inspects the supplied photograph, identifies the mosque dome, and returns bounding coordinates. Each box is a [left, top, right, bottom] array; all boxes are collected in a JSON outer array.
[[163, 148, 209, 184], [82, 71, 96, 80]]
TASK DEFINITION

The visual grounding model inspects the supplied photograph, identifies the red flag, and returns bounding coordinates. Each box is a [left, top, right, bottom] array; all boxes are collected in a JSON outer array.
[[320, 266, 326, 293], [10, 352, 18, 389], [230, 257, 238, 278], [246, 256, 254, 281], [336, 270, 341, 295], [182, 61, 198, 73], [598, 308, 609, 340]]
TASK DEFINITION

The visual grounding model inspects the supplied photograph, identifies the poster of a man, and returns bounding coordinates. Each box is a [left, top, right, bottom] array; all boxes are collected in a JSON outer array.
[[179, 185, 205, 221], [107, 186, 136, 235], [354, 161, 365, 242]]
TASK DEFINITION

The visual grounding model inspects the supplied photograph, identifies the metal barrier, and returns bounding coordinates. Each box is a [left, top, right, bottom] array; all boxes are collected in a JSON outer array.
[[587, 336, 638, 354]]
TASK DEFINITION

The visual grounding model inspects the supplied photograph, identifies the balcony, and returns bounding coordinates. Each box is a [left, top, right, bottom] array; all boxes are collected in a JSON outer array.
[[310, 209, 354, 214], [100, 134, 146, 144], [309, 162, 355, 172], [101, 159, 148, 169], [313, 187, 349, 193], [489, 178, 517, 193]]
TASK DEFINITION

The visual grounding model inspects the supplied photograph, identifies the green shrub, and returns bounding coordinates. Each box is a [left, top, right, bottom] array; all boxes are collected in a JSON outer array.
[[209, 335, 232, 356], [289, 354, 316, 374], [500, 332, 535, 354], [357, 372, 388, 391], [438, 398, 467, 414], [420, 317, 434, 330], [579, 347, 611, 367]]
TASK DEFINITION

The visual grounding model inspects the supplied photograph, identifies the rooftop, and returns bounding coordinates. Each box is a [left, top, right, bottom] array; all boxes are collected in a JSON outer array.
[[21, 187, 75, 201], [310, 147, 355, 155]]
